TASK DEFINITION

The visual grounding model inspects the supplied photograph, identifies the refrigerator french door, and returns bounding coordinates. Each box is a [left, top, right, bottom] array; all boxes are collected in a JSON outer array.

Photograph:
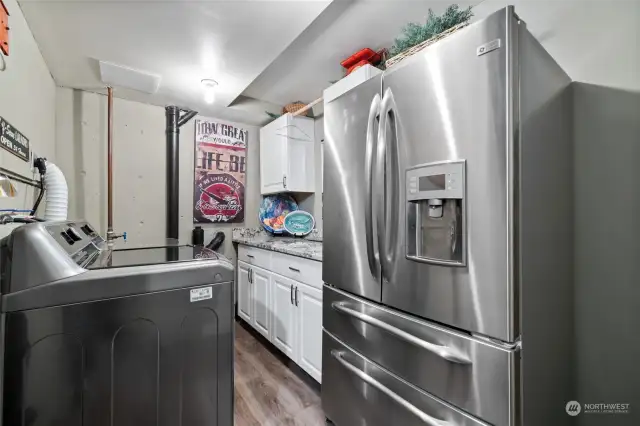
[[377, 7, 516, 343], [323, 74, 383, 302]]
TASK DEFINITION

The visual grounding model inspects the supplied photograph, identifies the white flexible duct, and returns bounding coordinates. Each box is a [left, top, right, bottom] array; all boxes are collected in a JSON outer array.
[[43, 161, 68, 221]]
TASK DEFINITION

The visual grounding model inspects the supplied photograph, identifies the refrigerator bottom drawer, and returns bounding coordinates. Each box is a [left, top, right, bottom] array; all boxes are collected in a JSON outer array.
[[324, 284, 518, 426], [322, 331, 490, 426]]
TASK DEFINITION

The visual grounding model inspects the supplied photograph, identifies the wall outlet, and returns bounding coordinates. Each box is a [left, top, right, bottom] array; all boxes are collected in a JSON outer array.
[[29, 152, 37, 174]]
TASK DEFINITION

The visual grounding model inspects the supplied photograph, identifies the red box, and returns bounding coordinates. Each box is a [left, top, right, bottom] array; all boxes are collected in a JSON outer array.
[[341, 48, 381, 70], [0, 0, 9, 56]]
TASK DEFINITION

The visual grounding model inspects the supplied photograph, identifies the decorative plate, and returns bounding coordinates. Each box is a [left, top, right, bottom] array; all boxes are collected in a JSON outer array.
[[283, 211, 315, 236], [259, 194, 299, 234]]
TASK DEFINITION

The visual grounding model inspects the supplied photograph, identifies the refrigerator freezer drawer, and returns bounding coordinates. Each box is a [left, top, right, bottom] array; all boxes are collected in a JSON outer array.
[[323, 285, 519, 426], [323, 331, 490, 426]]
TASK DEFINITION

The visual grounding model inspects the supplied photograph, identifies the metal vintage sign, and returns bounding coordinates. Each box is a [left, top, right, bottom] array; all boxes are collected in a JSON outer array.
[[0, 116, 29, 162], [193, 118, 248, 224]]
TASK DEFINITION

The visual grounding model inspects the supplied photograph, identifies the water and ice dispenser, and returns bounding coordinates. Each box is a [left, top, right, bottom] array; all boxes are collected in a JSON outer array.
[[406, 160, 466, 266]]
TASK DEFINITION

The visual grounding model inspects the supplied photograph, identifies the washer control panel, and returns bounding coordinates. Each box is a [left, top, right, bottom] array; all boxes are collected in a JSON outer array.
[[45, 221, 104, 263]]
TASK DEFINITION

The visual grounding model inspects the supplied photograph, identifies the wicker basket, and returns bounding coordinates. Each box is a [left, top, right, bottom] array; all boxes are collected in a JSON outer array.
[[386, 21, 469, 68], [282, 102, 310, 116]]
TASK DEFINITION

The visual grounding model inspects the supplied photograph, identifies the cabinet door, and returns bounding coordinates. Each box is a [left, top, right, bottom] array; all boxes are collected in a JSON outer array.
[[296, 282, 323, 382], [285, 116, 315, 192], [260, 129, 286, 194], [251, 266, 271, 340], [237, 261, 252, 323], [271, 274, 297, 359]]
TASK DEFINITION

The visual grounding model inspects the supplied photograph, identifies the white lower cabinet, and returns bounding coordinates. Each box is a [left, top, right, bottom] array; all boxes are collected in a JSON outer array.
[[271, 274, 297, 359], [251, 265, 271, 341], [296, 283, 323, 382], [237, 261, 252, 323], [236, 247, 323, 383]]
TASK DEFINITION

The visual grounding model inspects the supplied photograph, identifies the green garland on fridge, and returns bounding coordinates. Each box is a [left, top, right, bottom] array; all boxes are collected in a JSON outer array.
[[390, 5, 474, 57]]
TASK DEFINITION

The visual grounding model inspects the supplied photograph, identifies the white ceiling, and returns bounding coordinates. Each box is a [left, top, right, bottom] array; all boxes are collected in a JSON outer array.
[[18, 0, 331, 124], [18, 0, 640, 125], [244, 0, 480, 106]]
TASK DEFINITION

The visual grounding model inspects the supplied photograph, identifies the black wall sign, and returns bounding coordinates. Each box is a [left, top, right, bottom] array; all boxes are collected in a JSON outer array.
[[0, 117, 30, 162]]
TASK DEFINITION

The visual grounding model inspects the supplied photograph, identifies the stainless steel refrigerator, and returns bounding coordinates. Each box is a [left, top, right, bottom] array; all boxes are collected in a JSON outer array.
[[322, 7, 574, 426]]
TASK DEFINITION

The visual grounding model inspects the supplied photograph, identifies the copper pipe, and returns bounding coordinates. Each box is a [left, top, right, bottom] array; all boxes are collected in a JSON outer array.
[[107, 86, 114, 235]]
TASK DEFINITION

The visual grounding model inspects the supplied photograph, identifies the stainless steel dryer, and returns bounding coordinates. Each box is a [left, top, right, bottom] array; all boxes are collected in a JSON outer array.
[[0, 220, 234, 426]]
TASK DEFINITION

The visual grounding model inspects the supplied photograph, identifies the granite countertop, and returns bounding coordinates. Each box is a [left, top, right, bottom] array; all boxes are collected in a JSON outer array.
[[232, 227, 322, 262]]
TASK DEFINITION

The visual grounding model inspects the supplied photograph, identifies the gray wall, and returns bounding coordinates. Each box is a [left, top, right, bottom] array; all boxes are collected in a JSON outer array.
[[56, 87, 260, 262], [573, 83, 640, 426]]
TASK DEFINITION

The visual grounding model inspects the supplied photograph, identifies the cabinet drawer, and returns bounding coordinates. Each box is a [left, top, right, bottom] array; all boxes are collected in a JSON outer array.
[[272, 252, 322, 289], [323, 331, 490, 426], [238, 245, 271, 270], [324, 285, 518, 426]]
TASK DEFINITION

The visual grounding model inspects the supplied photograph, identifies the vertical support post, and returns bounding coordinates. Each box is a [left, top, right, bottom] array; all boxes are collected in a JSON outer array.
[[165, 106, 180, 241]]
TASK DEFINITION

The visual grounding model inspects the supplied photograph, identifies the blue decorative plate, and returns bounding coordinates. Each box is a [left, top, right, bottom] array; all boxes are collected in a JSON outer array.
[[259, 195, 299, 234], [283, 211, 315, 236]]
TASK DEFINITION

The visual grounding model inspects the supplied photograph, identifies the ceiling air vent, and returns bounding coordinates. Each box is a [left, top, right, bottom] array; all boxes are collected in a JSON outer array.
[[98, 60, 161, 94]]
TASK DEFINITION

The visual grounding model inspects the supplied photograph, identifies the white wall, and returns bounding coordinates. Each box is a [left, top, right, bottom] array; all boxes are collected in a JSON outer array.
[[56, 87, 260, 261], [180, 111, 261, 260], [472, 0, 639, 91], [56, 88, 166, 244], [294, 113, 324, 229], [0, 0, 56, 216], [313, 114, 324, 229]]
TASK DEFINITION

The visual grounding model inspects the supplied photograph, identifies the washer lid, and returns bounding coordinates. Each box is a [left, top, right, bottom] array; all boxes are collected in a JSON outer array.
[[86, 245, 219, 269]]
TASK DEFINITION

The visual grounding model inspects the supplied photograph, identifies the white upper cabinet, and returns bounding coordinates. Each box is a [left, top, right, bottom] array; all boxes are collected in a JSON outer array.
[[260, 114, 315, 195]]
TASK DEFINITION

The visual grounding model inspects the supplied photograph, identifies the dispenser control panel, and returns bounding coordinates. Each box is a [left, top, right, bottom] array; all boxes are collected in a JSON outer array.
[[406, 161, 465, 201]]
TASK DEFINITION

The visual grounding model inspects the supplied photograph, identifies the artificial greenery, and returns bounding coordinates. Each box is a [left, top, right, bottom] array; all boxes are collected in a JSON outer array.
[[390, 5, 473, 57]]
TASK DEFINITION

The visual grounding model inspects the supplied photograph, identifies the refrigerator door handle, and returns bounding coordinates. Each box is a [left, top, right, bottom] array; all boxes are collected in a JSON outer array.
[[330, 350, 451, 426], [365, 93, 382, 277], [331, 301, 471, 365], [376, 88, 400, 278]]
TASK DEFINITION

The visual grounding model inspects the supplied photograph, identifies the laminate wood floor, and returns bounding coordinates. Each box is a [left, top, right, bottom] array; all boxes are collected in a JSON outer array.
[[234, 321, 326, 426]]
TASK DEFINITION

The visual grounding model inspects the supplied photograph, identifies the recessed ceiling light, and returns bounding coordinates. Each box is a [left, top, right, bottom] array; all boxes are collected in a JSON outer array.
[[201, 79, 218, 104]]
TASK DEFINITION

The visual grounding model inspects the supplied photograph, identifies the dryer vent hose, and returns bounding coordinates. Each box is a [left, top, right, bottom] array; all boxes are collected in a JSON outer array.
[[43, 161, 68, 221]]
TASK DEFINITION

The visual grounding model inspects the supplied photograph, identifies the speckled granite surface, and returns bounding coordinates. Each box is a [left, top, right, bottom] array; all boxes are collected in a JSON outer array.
[[232, 227, 323, 262], [233, 227, 322, 242]]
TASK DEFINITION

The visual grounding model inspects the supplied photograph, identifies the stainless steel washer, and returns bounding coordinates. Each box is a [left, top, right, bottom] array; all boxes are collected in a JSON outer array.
[[0, 220, 234, 426]]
